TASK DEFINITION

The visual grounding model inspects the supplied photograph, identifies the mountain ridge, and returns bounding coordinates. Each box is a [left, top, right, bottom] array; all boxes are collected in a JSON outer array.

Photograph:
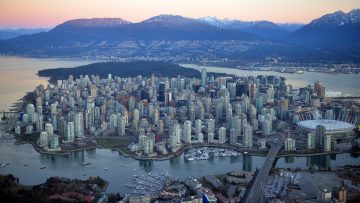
[[0, 28, 49, 40], [0, 9, 359, 62], [287, 9, 360, 49]]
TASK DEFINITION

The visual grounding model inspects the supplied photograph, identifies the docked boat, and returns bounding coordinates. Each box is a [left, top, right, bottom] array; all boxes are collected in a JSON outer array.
[[185, 147, 241, 161], [40, 165, 46, 169], [81, 162, 90, 166]]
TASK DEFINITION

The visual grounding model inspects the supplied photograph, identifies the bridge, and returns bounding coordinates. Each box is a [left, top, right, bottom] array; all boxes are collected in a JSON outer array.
[[245, 141, 282, 203]]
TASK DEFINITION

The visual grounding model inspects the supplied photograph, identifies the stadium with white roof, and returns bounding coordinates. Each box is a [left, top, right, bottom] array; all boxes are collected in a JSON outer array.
[[297, 119, 355, 135]]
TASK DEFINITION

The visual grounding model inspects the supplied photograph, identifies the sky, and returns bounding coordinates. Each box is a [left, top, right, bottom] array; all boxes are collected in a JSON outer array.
[[0, 0, 359, 28]]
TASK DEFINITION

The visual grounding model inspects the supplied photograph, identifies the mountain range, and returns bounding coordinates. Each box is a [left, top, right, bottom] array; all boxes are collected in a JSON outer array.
[[0, 28, 49, 40], [287, 9, 360, 49], [198, 16, 303, 40], [0, 9, 359, 62]]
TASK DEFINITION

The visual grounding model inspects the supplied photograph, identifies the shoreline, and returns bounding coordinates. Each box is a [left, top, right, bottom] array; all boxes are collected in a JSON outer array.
[[0, 55, 358, 75], [97, 143, 347, 160], [7, 91, 36, 113], [2, 61, 360, 114], [180, 62, 360, 75], [14, 139, 97, 156], [13, 137, 347, 160]]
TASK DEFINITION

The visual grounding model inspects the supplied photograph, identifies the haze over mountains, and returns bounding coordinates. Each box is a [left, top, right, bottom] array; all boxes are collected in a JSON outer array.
[[199, 16, 304, 40], [0, 28, 49, 40], [0, 9, 359, 63]]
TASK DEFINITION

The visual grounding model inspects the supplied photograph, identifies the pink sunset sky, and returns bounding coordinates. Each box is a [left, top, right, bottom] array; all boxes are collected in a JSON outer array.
[[1, 0, 359, 28]]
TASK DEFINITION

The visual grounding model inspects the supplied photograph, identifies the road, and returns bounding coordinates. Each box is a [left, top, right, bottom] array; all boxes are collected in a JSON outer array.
[[245, 141, 282, 203]]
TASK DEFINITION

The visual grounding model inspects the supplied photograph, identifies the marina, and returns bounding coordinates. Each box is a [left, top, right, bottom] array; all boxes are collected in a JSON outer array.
[[0, 139, 358, 194], [265, 170, 302, 200], [124, 173, 174, 197], [0, 3, 360, 201], [184, 147, 243, 161]]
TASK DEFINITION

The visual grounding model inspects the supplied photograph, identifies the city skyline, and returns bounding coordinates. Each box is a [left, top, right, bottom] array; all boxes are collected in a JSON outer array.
[[0, 0, 359, 28], [0, 1, 359, 202]]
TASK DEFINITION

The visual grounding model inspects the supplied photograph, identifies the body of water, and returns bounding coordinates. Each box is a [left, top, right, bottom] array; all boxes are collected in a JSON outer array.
[[181, 64, 360, 96], [0, 57, 359, 194], [0, 56, 94, 113], [0, 141, 358, 193], [1, 57, 359, 113]]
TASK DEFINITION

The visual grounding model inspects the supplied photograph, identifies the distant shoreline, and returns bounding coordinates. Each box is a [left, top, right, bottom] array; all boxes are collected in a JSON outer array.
[[181, 62, 360, 76], [2, 58, 360, 114]]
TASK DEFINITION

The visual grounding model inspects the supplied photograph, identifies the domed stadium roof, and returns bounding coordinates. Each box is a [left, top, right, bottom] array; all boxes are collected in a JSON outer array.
[[297, 119, 354, 132]]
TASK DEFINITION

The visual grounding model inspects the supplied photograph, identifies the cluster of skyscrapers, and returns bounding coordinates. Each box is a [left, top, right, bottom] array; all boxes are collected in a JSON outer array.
[[15, 68, 358, 155]]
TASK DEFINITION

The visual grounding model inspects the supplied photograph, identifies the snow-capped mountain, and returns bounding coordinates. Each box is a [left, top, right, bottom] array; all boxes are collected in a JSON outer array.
[[142, 14, 195, 24], [198, 16, 236, 28], [287, 9, 360, 48], [198, 16, 304, 40], [310, 9, 360, 27], [199, 16, 305, 31], [54, 18, 130, 29], [0, 10, 359, 61]]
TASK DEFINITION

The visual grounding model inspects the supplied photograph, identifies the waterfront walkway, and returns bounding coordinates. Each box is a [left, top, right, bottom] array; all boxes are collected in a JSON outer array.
[[245, 141, 282, 203]]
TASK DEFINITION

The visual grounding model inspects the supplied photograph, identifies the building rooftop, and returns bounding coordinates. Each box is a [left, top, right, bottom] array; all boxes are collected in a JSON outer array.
[[297, 119, 354, 132]]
